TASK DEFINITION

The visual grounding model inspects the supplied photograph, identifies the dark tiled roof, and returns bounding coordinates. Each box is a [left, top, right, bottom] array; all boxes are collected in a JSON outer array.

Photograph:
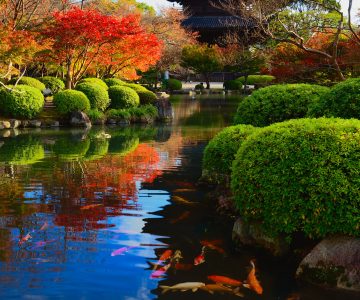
[[182, 16, 247, 29]]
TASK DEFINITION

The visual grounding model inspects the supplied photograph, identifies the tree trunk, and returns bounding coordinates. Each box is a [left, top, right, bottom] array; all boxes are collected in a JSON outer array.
[[66, 61, 72, 89], [204, 73, 210, 89], [332, 59, 345, 81]]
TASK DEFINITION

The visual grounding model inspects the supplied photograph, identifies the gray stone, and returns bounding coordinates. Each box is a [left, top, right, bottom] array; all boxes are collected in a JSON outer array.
[[117, 119, 130, 125], [106, 119, 117, 125], [9, 119, 20, 129], [296, 236, 360, 291], [70, 111, 92, 128], [156, 92, 170, 99], [154, 99, 173, 121], [29, 120, 42, 128], [51, 121, 60, 127], [232, 218, 289, 256], [0, 123, 4, 130], [21, 120, 30, 128], [1, 121, 11, 129]]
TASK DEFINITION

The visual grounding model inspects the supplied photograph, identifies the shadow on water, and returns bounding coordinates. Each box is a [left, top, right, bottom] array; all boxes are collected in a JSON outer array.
[[0, 95, 357, 300]]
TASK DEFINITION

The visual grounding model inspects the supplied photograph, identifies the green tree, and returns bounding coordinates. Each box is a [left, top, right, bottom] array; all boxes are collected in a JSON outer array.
[[181, 44, 223, 89]]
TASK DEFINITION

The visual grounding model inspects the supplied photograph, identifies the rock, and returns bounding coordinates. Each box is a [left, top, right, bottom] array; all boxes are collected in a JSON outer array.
[[154, 99, 173, 121], [156, 92, 170, 99], [70, 111, 92, 128], [50, 121, 60, 127], [232, 218, 289, 256], [296, 236, 360, 291], [42, 88, 52, 97], [9, 119, 21, 129], [0, 123, 4, 130], [0, 121, 11, 129], [117, 119, 130, 125], [92, 118, 105, 125], [106, 119, 117, 125], [2, 130, 11, 138], [29, 120, 42, 128], [21, 120, 29, 128]]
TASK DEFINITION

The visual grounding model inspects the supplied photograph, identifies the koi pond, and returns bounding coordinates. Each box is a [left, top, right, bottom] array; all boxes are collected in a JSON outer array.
[[0, 95, 357, 300]]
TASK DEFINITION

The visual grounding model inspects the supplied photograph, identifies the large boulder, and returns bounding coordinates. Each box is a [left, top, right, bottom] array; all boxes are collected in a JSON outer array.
[[154, 99, 173, 121], [70, 111, 92, 128], [296, 236, 360, 291], [232, 218, 289, 256]]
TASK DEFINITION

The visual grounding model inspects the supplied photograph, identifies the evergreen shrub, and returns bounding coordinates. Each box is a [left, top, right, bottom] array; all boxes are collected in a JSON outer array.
[[202, 124, 257, 184], [9, 76, 45, 91], [137, 90, 157, 104], [78, 78, 108, 90], [104, 78, 126, 87], [231, 118, 360, 239], [53, 90, 90, 115], [108, 85, 140, 109], [237, 75, 275, 86], [0, 85, 44, 118], [224, 80, 243, 91], [75, 82, 110, 111], [234, 84, 329, 127], [38, 76, 65, 94]]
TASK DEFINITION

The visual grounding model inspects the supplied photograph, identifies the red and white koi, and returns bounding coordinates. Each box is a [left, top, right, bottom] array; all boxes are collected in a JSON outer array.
[[194, 246, 206, 266], [150, 263, 171, 279]]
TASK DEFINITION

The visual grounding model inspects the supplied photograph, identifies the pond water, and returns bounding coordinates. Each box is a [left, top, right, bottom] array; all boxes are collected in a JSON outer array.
[[0, 95, 357, 300]]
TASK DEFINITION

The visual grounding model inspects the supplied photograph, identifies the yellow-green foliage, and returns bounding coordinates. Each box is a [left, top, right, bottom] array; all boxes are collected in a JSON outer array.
[[53, 90, 91, 115], [108, 86, 140, 109]]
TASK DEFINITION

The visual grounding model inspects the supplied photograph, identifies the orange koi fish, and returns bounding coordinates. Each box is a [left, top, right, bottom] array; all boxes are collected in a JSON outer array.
[[153, 249, 173, 270], [194, 247, 206, 266], [245, 260, 263, 295], [40, 222, 48, 231], [200, 240, 225, 254], [150, 263, 171, 279], [207, 275, 242, 287], [200, 284, 244, 297], [173, 189, 196, 193], [80, 204, 102, 210], [18, 233, 32, 245], [172, 196, 198, 206], [170, 211, 191, 224]]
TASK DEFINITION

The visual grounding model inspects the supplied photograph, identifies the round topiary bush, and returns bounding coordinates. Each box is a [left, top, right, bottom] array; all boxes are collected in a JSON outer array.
[[224, 80, 243, 91], [9, 76, 46, 91], [104, 78, 126, 87], [231, 118, 360, 239], [75, 82, 110, 111], [38, 76, 65, 94], [53, 90, 91, 115], [108, 85, 140, 109], [164, 79, 182, 91], [125, 83, 148, 92], [234, 84, 329, 127], [78, 78, 108, 90], [237, 75, 275, 86], [137, 90, 157, 104], [307, 78, 360, 119], [202, 124, 257, 184], [0, 85, 44, 118]]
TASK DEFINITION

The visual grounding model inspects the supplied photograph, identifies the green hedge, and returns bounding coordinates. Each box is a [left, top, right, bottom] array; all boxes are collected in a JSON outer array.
[[224, 80, 243, 91], [75, 82, 110, 111], [0, 85, 44, 118], [38, 76, 65, 94], [9, 76, 45, 91], [78, 78, 108, 90], [164, 79, 182, 91], [53, 90, 91, 115], [234, 84, 329, 127], [87, 109, 105, 123], [202, 124, 257, 184], [231, 118, 360, 239], [104, 78, 126, 87], [237, 75, 275, 86], [137, 90, 157, 104], [108, 85, 140, 109], [307, 78, 360, 118], [128, 104, 158, 123], [125, 83, 148, 92]]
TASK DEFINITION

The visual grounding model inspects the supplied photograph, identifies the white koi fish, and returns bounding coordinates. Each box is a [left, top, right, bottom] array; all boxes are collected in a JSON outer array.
[[159, 282, 205, 294]]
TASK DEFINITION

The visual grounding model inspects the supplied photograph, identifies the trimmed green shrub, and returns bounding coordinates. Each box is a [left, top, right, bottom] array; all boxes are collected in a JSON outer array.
[[0, 135, 44, 165], [0, 85, 44, 118], [307, 78, 360, 118], [78, 78, 108, 90], [53, 90, 91, 115], [107, 108, 131, 121], [231, 118, 360, 239], [38, 76, 65, 94], [53, 137, 90, 161], [163, 79, 182, 91], [124, 83, 148, 92], [195, 83, 205, 90], [224, 80, 243, 91], [104, 78, 126, 87], [75, 82, 110, 111], [202, 124, 257, 184], [234, 84, 329, 127], [9, 76, 45, 91], [128, 104, 158, 123], [237, 75, 275, 86], [137, 90, 157, 104], [108, 85, 140, 109], [87, 109, 105, 123]]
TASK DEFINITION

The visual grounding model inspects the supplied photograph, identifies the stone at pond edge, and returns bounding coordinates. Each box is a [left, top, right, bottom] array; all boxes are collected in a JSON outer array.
[[70, 111, 92, 128], [9, 119, 21, 129], [29, 120, 42, 128], [154, 99, 173, 121], [0, 121, 11, 129], [232, 218, 290, 256], [296, 236, 360, 291]]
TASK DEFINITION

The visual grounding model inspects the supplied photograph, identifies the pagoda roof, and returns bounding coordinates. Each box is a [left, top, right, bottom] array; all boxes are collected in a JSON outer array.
[[182, 16, 247, 29]]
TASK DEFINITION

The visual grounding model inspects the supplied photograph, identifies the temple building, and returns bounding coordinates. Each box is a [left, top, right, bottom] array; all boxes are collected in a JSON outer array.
[[168, 0, 245, 43]]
